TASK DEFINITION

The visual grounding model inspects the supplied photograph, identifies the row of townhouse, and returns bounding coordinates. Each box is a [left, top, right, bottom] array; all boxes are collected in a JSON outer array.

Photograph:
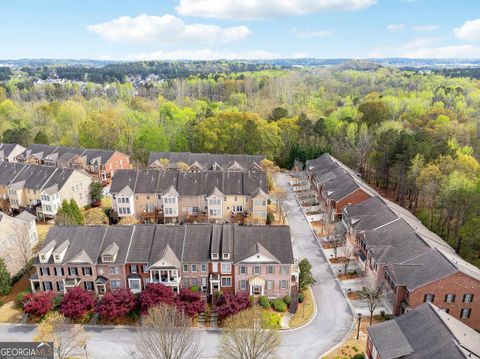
[[306, 153, 480, 331], [30, 224, 298, 302], [366, 302, 480, 359], [305, 153, 375, 221], [148, 152, 265, 172], [0, 143, 130, 182], [109, 169, 269, 224], [0, 162, 92, 218]]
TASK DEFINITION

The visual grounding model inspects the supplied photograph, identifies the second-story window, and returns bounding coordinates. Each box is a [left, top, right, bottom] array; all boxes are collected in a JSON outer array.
[[191, 264, 197, 273], [183, 264, 188, 272], [201, 264, 207, 272], [463, 294, 474, 303], [68, 267, 78, 276], [240, 266, 247, 275], [254, 266, 261, 275], [83, 267, 92, 276], [109, 266, 119, 275], [221, 263, 232, 274], [267, 266, 274, 274], [460, 308, 471, 319], [424, 294, 435, 303], [444, 294, 455, 303], [130, 265, 138, 274]]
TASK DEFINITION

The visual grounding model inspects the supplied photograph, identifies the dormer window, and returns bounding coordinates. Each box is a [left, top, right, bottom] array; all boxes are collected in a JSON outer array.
[[102, 255, 114, 263], [222, 253, 230, 260], [54, 255, 60, 261], [212, 253, 219, 260], [40, 255, 46, 261]]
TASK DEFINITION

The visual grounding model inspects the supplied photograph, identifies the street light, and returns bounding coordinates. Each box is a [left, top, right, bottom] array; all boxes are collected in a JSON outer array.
[[356, 313, 362, 340]]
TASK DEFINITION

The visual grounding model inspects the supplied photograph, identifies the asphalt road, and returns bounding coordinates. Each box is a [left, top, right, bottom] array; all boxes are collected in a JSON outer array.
[[0, 172, 353, 359]]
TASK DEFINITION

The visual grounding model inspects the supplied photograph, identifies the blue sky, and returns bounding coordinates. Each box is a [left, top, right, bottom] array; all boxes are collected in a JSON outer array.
[[1, 0, 480, 60]]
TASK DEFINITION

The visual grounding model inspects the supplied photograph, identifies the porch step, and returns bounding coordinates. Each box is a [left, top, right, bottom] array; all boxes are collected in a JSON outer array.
[[209, 312, 218, 329], [89, 313, 99, 325], [197, 312, 205, 328]]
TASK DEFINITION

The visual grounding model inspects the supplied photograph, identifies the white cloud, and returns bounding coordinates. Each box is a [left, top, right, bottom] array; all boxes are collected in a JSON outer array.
[[369, 37, 480, 58], [293, 52, 308, 58], [126, 49, 280, 61], [387, 24, 405, 32], [292, 28, 332, 38], [176, 0, 377, 20], [454, 19, 480, 41], [412, 24, 439, 32], [88, 14, 250, 44]]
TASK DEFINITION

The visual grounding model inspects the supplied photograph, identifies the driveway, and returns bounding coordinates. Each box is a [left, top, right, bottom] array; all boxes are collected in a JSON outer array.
[[0, 172, 353, 358]]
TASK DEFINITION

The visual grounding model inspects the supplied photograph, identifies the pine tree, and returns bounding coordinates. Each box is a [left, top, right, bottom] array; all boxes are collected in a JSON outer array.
[[0, 258, 11, 295]]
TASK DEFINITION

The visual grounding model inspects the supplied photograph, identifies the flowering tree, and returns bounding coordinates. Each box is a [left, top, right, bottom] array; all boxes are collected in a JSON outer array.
[[216, 292, 251, 319], [175, 289, 205, 318], [22, 291, 56, 317], [96, 289, 137, 321], [139, 283, 175, 314], [59, 287, 96, 319]]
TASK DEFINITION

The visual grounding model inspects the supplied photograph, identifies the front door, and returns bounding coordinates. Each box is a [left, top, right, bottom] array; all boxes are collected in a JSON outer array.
[[252, 285, 262, 295]]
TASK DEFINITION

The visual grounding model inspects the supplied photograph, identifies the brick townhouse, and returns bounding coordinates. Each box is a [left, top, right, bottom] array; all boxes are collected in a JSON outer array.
[[30, 224, 298, 302], [15, 143, 130, 182], [366, 303, 480, 359], [0, 161, 92, 218], [148, 152, 265, 172], [342, 195, 480, 330], [109, 169, 269, 224], [306, 153, 374, 221]]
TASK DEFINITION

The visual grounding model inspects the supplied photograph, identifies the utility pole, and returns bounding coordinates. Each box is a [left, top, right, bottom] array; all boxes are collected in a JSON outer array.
[[356, 313, 362, 340]]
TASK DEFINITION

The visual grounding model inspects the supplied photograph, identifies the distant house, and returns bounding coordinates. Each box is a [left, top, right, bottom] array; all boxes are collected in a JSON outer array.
[[148, 152, 265, 172], [366, 303, 480, 359], [109, 169, 268, 224], [30, 224, 298, 302], [0, 143, 25, 163], [0, 162, 92, 218], [0, 211, 38, 276], [16, 144, 130, 182], [306, 154, 374, 220]]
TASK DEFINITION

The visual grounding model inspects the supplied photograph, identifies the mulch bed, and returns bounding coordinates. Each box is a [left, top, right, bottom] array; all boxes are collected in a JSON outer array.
[[338, 273, 360, 280], [329, 257, 348, 263], [347, 292, 361, 300]]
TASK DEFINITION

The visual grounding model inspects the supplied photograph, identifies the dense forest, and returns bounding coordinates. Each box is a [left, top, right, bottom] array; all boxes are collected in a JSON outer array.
[[1, 63, 480, 266]]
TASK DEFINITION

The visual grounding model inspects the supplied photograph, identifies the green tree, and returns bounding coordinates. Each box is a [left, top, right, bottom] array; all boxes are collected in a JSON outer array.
[[2, 127, 32, 146], [298, 258, 316, 291], [268, 107, 289, 122], [55, 200, 85, 226], [89, 182, 103, 202], [33, 130, 49, 144], [358, 99, 390, 127], [0, 258, 11, 295]]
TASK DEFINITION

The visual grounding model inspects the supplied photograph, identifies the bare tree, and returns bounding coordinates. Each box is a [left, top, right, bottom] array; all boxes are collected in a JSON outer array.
[[280, 203, 290, 225], [8, 219, 36, 274], [358, 276, 384, 325], [341, 239, 357, 275], [133, 304, 201, 359], [34, 312, 90, 359], [270, 188, 287, 218], [220, 307, 281, 359]]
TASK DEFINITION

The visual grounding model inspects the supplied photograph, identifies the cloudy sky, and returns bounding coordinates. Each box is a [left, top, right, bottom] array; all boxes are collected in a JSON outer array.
[[2, 0, 480, 60]]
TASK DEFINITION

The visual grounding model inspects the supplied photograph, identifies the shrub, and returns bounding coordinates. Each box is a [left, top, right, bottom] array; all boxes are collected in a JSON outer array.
[[272, 298, 287, 312], [266, 212, 275, 224], [298, 293, 305, 303], [191, 286, 200, 292], [17, 289, 32, 304], [216, 292, 251, 319], [59, 287, 96, 319], [348, 270, 358, 276], [139, 283, 175, 314], [259, 296, 270, 309], [283, 295, 291, 306], [53, 295, 63, 309], [262, 310, 282, 329], [175, 288, 205, 318], [352, 354, 365, 359], [299, 258, 316, 290], [96, 289, 137, 321], [22, 292, 56, 317]]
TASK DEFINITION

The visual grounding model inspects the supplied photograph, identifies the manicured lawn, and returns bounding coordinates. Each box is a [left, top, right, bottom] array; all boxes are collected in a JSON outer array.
[[101, 196, 112, 209], [36, 223, 53, 243], [0, 302, 22, 323], [289, 288, 314, 328]]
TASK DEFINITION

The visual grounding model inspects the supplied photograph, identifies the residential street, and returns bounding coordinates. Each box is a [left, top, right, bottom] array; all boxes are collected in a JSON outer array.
[[0, 172, 352, 359]]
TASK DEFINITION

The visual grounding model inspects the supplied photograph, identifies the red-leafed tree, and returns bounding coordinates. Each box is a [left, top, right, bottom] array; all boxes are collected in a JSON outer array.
[[96, 289, 137, 321], [22, 291, 56, 317], [216, 292, 251, 319], [59, 287, 96, 319], [139, 283, 175, 314], [175, 289, 205, 318]]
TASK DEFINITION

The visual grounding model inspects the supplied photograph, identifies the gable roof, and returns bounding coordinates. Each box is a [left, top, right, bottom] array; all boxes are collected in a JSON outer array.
[[0, 143, 24, 159], [147, 152, 266, 171], [367, 303, 480, 359], [233, 225, 294, 264], [343, 196, 399, 231]]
